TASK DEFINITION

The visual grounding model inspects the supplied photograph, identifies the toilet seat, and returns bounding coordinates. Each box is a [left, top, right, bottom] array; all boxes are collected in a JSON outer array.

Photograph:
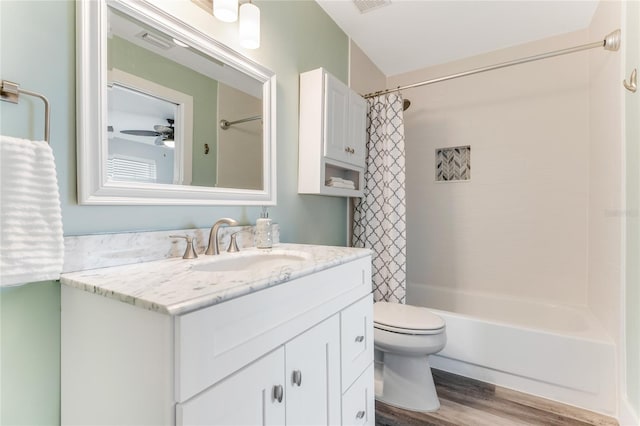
[[374, 302, 445, 335], [374, 322, 444, 335]]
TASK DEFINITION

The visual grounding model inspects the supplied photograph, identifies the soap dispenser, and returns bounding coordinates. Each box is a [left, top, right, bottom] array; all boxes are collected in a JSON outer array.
[[255, 207, 273, 249]]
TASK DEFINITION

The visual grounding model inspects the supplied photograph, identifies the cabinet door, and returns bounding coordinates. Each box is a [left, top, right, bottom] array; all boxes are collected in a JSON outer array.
[[176, 347, 285, 426], [286, 315, 341, 426], [348, 92, 367, 168], [324, 73, 349, 163]]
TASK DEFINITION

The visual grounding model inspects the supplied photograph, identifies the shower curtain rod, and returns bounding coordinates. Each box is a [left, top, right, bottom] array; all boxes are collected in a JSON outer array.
[[364, 29, 621, 99], [219, 114, 262, 130]]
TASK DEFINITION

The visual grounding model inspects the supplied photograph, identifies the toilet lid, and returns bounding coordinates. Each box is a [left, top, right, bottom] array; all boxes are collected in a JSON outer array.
[[374, 302, 445, 332]]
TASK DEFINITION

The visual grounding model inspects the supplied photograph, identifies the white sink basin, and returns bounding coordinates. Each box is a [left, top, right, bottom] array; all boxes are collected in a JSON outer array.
[[191, 251, 310, 273]]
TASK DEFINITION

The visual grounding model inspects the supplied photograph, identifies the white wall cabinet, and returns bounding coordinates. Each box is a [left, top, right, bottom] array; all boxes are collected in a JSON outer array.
[[62, 257, 373, 426], [299, 67, 367, 197]]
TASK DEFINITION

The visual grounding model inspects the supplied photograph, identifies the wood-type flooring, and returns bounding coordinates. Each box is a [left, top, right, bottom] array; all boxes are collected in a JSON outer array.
[[375, 369, 618, 426]]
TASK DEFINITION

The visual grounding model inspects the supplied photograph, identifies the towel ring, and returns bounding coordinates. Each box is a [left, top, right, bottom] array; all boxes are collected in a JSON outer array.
[[1, 80, 51, 143]]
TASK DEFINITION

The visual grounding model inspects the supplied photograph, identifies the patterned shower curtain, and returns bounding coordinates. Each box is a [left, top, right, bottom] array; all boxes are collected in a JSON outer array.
[[353, 93, 406, 304]]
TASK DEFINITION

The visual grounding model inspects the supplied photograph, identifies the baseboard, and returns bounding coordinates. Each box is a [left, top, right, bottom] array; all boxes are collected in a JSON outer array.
[[619, 396, 639, 426], [430, 354, 616, 418]]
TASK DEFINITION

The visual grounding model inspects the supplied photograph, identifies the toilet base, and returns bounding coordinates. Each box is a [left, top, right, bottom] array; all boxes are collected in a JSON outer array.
[[374, 351, 440, 412]]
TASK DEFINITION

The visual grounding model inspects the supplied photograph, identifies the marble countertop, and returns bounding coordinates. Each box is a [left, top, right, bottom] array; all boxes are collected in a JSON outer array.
[[60, 243, 371, 316]]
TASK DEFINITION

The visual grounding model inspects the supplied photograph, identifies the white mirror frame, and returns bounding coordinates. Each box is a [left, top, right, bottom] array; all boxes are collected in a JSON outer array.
[[76, 0, 277, 205]]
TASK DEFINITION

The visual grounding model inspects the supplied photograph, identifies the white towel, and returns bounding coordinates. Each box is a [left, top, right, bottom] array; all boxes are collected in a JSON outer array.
[[326, 176, 349, 184], [326, 177, 355, 189], [326, 181, 356, 189], [1, 135, 64, 287]]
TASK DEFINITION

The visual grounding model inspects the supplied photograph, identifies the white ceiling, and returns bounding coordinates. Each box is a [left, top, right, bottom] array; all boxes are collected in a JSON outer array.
[[315, 0, 599, 76]]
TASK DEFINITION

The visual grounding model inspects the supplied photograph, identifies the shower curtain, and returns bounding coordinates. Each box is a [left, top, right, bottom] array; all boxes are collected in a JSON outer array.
[[353, 93, 406, 304]]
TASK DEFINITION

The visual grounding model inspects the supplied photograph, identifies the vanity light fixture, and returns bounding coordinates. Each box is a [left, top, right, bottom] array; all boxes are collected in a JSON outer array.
[[172, 38, 189, 48], [239, 1, 260, 49], [212, 0, 260, 49], [213, 0, 238, 22], [137, 31, 173, 50]]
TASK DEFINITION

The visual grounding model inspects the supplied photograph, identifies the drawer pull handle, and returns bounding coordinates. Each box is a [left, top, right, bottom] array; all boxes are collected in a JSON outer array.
[[355, 335, 365, 343], [292, 369, 302, 386], [356, 410, 366, 419], [273, 384, 284, 403]]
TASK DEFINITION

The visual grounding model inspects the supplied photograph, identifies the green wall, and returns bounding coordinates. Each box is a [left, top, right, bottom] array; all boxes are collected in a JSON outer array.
[[108, 35, 219, 186], [0, 1, 348, 424]]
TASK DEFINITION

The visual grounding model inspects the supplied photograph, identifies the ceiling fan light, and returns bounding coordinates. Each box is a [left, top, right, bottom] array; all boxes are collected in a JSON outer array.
[[239, 2, 260, 49], [214, 0, 238, 22]]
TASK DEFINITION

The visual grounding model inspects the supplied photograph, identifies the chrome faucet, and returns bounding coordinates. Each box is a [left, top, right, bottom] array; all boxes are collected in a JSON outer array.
[[205, 218, 239, 255]]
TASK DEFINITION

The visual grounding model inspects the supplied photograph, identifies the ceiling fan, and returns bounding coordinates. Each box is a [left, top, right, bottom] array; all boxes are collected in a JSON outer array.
[[120, 118, 174, 146]]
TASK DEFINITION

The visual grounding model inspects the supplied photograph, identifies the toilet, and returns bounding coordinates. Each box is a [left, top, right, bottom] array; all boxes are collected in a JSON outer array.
[[373, 301, 447, 412]]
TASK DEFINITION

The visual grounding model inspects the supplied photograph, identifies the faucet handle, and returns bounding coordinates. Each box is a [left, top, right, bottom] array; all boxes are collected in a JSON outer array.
[[227, 232, 241, 253], [169, 235, 198, 259]]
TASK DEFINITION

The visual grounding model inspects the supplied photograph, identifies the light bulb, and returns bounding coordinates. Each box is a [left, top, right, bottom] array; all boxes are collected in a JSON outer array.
[[214, 0, 238, 23], [239, 2, 260, 49]]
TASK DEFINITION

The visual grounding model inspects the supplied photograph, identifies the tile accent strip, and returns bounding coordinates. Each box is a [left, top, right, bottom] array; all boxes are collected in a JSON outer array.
[[436, 145, 471, 181]]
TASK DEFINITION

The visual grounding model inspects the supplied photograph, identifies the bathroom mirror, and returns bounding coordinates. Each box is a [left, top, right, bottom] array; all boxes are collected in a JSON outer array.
[[76, 0, 276, 205]]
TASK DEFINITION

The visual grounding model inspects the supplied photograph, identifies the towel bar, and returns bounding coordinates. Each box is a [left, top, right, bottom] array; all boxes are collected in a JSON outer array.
[[1, 80, 50, 143]]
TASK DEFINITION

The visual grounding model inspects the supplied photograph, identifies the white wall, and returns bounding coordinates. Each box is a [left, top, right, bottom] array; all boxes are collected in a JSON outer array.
[[216, 83, 263, 190], [587, 0, 625, 349], [348, 40, 386, 95], [388, 30, 592, 306]]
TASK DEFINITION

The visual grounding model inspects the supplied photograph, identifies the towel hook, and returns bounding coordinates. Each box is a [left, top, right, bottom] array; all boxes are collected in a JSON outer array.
[[624, 68, 637, 93]]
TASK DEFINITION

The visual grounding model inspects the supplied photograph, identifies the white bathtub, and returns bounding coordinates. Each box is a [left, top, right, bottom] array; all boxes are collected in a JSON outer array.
[[408, 283, 617, 416]]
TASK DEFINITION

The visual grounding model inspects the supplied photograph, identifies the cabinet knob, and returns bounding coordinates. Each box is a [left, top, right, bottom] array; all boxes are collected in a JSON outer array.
[[356, 410, 366, 419], [292, 369, 302, 386], [344, 147, 351, 153], [354, 335, 365, 343], [272, 384, 284, 403]]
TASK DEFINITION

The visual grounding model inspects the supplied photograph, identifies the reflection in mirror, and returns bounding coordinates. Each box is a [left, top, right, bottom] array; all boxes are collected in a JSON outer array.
[[76, 0, 276, 205], [107, 6, 262, 190], [108, 78, 185, 185]]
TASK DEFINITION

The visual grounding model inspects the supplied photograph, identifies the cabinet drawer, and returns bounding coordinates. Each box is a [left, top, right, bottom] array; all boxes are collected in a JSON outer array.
[[175, 257, 371, 402], [342, 363, 374, 426], [341, 295, 374, 390]]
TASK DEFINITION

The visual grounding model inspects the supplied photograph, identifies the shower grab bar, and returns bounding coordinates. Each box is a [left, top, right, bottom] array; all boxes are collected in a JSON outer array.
[[219, 114, 262, 130], [0, 80, 51, 143], [364, 29, 621, 99]]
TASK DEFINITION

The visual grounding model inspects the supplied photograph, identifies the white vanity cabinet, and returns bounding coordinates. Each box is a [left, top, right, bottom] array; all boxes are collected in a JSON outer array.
[[61, 255, 373, 426], [298, 67, 367, 197], [178, 346, 287, 425], [178, 316, 341, 425]]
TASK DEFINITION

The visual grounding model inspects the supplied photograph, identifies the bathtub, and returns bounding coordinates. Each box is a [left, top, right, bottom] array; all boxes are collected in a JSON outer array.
[[408, 283, 617, 416]]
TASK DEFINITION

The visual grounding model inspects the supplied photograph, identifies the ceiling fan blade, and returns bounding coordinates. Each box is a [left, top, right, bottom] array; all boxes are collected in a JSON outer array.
[[121, 130, 162, 137]]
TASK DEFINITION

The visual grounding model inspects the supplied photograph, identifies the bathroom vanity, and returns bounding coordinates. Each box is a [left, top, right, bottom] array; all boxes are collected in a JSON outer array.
[[60, 244, 373, 425]]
